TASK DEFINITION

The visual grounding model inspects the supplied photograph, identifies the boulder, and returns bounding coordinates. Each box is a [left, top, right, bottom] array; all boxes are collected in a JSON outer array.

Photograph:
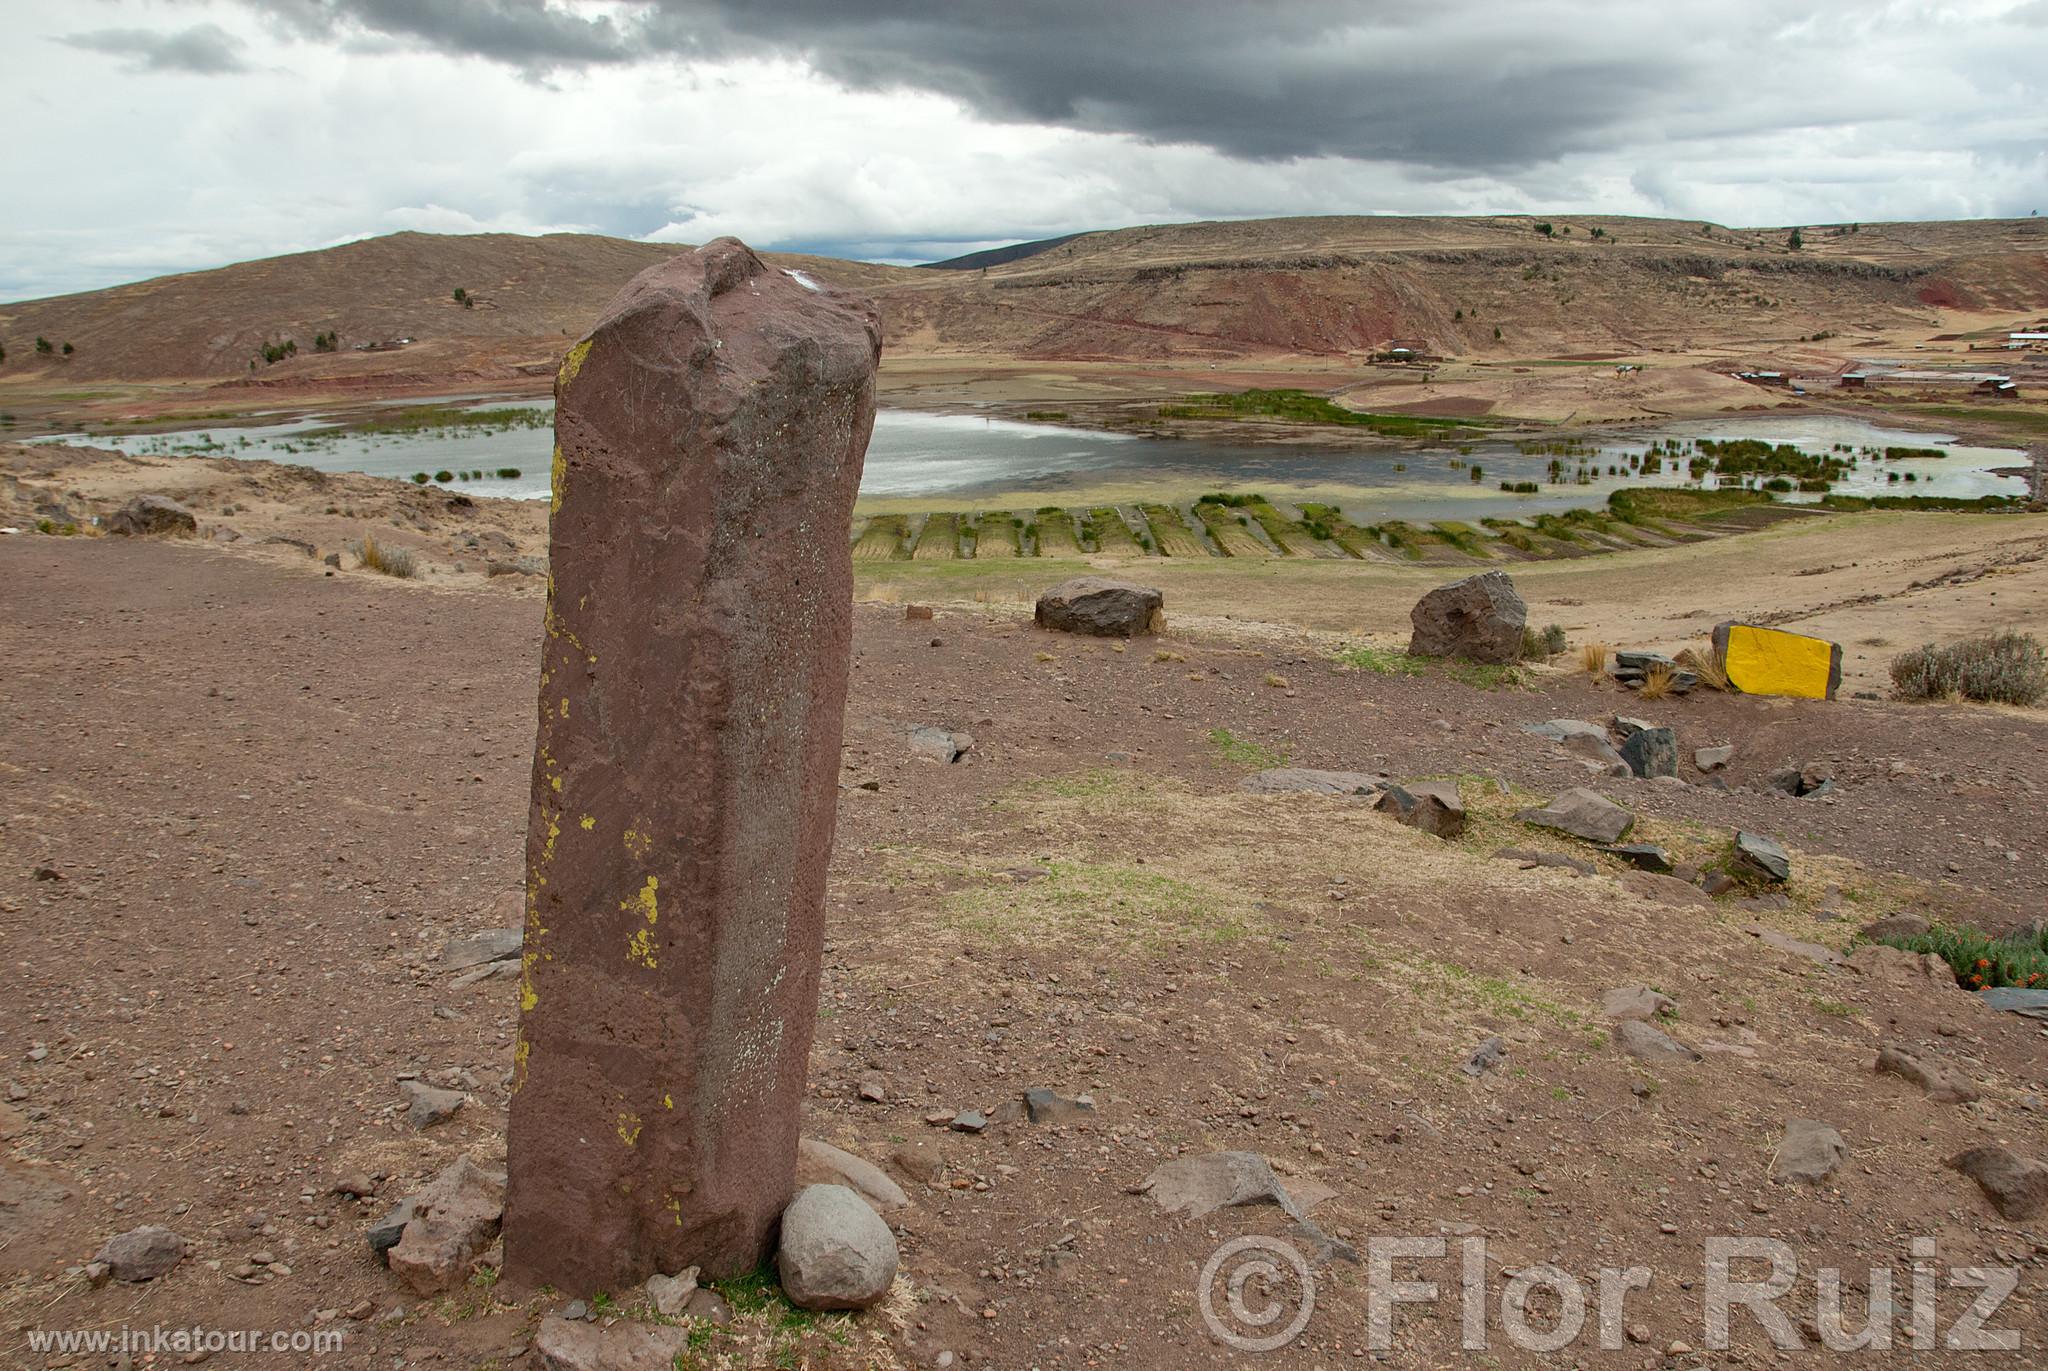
[[1373, 780, 1466, 838], [1713, 621, 1842, 700], [1602, 986, 1676, 1021], [907, 726, 973, 764], [1619, 727, 1678, 780], [1949, 1146, 2048, 1220], [366, 1197, 418, 1265], [1614, 1020, 1701, 1065], [795, 1139, 909, 1213], [1516, 788, 1635, 844], [776, 1184, 899, 1310], [1859, 915, 1930, 942], [1034, 577, 1163, 637], [95, 1226, 185, 1282], [1021, 1088, 1096, 1124], [534, 1316, 691, 1371], [1560, 731, 1631, 774], [1874, 1046, 1978, 1104], [1694, 745, 1733, 772], [387, 1155, 506, 1296], [1732, 832, 1791, 883], [1239, 768, 1383, 796], [1772, 1120, 1847, 1185], [102, 495, 196, 537], [1602, 843, 1673, 873], [1407, 570, 1526, 663], [400, 1080, 465, 1130]]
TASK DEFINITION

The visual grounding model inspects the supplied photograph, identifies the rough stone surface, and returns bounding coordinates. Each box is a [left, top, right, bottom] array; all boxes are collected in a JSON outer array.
[[1460, 1037, 1506, 1077], [1772, 1120, 1848, 1185], [795, 1138, 909, 1213], [366, 1197, 418, 1264], [1033, 577, 1163, 637], [1694, 745, 1733, 772], [504, 241, 878, 1292], [644, 1267, 700, 1317], [1603, 843, 1673, 873], [1407, 570, 1526, 663], [1022, 1088, 1096, 1124], [1560, 731, 1630, 774], [1140, 1151, 1334, 1220], [1620, 870, 1713, 908], [1847, 945, 1954, 987], [1516, 787, 1635, 844], [534, 1315, 691, 1371], [1373, 780, 1466, 838], [96, 1226, 185, 1282], [1733, 831, 1792, 883], [1603, 986, 1676, 1021], [388, 1155, 506, 1296], [1875, 1046, 1979, 1104], [1949, 1146, 2048, 1220], [1239, 768, 1384, 796], [102, 495, 196, 538], [1614, 1020, 1701, 1065], [776, 1184, 899, 1310], [1860, 915, 1931, 942], [1619, 727, 1679, 779], [401, 1080, 465, 1129], [907, 726, 973, 764], [1746, 925, 1846, 968], [444, 927, 521, 970]]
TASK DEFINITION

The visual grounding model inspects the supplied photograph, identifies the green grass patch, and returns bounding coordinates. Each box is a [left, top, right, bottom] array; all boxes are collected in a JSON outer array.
[[1335, 644, 1427, 675], [1158, 388, 1494, 437], [1868, 923, 2048, 990], [1207, 728, 1288, 768], [946, 859, 1256, 949], [308, 404, 550, 437], [1819, 493, 2027, 513], [1608, 486, 1773, 522]]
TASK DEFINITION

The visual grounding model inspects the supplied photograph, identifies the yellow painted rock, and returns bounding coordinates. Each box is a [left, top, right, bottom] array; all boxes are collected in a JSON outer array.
[[1713, 622, 1842, 700]]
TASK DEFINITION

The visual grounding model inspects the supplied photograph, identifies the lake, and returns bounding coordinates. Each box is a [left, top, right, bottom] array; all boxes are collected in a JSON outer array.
[[54, 402, 2032, 525]]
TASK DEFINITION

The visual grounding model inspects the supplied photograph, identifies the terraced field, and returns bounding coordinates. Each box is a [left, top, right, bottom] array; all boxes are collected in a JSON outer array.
[[845, 491, 1836, 564]]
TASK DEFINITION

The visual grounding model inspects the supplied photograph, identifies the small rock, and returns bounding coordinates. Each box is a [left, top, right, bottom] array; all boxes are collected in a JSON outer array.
[[856, 1075, 886, 1103], [1772, 1120, 1847, 1185], [1860, 914, 1930, 942], [1949, 1146, 2048, 1220], [1732, 831, 1791, 883], [534, 1315, 689, 1371], [1699, 871, 1737, 897], [1021, 1088, 1096, 1124], [777, 1184, 900, 1310], [400, 1080, 465, 1130], [645, 1267, 700, 1317], [1034, 577, 1163, 637], [1614, 1020, 1701, 1065], [1619, 727, 1678, 780], [904, 604, 934, 620], [907, 726, 973, 764], [683, 1287, 731, 1324], [1875, 1046, 1978, 1104], [1460, 1037, 1506, 1077], [1373, 780, 1466, 838], [1602, 843, 1672, 873], [1516, 787, 1635, 844], [442, 927, 521, 970], [796, 1138, 909, 1213], [949, 1109, 987, 1134], [1602, 986, 1676, 1022], [365, 1197, 418, 1264], [386, 1155, 506, 1296], [96, 1226, 186, 1283], [1694, 745, 1733, 772], [332, 1172, 378, 1199]]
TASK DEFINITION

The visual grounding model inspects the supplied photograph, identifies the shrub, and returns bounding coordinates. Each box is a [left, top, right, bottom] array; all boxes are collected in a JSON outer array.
[[1870, 923, 2048, 990], [411, 472, 429, 484], [1542, 623, 1567, 655], [61, 342, 74, 355], [36, 336, 54, 354], [1578, 641, 1609, 674], [1889, 632, 2046, 706], [496, 467, 521, 479], [1638, 665, 1677, 700], [1675, 643, 1730, 691], [355, 533, 416, 579], [433, 469, 454, 483], [452, 287, 467, 303]]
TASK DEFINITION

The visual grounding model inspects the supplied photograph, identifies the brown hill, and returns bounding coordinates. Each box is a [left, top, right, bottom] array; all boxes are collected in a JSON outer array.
[[2, 215, 2044, 386]]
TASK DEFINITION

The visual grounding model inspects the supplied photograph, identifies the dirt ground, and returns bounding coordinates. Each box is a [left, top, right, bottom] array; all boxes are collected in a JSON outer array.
[[4, 520, 2048, 1370]]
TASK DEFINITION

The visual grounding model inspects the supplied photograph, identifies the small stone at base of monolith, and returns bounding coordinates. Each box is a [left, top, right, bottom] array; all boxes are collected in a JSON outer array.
[[776, 1185, 899, 1310]]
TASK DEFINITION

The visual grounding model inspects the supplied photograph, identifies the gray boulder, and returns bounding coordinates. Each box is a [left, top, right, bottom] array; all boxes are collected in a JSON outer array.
[[1619, 727, 1678, 779], [1407, 570, 1526, 663], [777, 1184, 899, 1310], [1733, 832, 1791, 883], [534, 1316, 690, 1371], [102, 495, 197, 537], [1516, 787, 1635, 844], [794, 1138, 909, 1213], [1034, 577, 1163, 637], [1602, 986, 1675, 1021], [1694, 745, 1733, 772], [1615, 1019, 1701, 1065], [1602, 843, 1672, 873], [443, 927, 521, 971], [1373, 780, 1466, 838], [1949, 1146, 2048, 1220], [1240, 768, 1384, 796], [96, 1226, 185, 1282], [1874, 1046, 1978, 1104], [907, 726, 973, 764], [1772, 1120, 1847, 1185]]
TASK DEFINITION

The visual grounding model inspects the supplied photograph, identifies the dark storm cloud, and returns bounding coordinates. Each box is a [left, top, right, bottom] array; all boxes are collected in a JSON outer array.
[[223, 0, 1699, 172], [61, 22, 251, 74]]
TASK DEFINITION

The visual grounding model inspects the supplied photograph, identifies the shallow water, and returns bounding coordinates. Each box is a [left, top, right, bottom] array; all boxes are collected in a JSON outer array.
[[55, 402, 2030, 524]]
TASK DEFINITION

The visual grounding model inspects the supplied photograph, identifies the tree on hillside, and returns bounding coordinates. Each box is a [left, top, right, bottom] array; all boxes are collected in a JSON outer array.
[[61, 342, 73, 355], [1534, 222, 1553, 237], [35, 336, 53, 354], [452, 287, 467, 304], [1787, 229, 1804, 251], [0, 343, 6, 365]]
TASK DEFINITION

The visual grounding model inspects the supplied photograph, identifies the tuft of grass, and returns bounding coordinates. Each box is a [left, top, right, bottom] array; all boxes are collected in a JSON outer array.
[[1676, 642, 1730, 691], [1869, 922, 2048, 990], [1889, 632, 2046, 707], [1336, 644, 1426, 675], [1207, 728, 1288, 768], [1264, 673, 1289, 689], [1578, 641, 1610, 675], [1637, 664, 1676, 700], [355, 533, 417, 578]]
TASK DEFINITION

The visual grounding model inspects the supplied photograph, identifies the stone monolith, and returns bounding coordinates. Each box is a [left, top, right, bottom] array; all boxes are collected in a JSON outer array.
[[503, 239, 880, 1294]]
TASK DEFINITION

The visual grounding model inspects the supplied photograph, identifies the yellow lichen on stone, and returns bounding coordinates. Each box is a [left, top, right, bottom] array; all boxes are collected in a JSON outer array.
[[616, 1112, 642, 1147], [662, 1093, 673, 1110], [550, 442, 566, 514], [558, 337, 593, 388], [558, 698, 569, 719], [579, 815, 595, 831], [623, 826, 652, 860], [624, 875, 659, 968]]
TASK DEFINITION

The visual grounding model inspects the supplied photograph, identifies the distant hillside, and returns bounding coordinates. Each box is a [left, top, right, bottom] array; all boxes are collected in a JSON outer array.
[[919, 233, 1089, 271], [2, 216, 2043, 384]]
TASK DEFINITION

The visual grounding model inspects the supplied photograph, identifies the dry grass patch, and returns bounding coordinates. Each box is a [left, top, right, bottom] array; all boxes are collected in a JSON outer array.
[[1577, 640, 1609, 674], [355, 533, 416, 578]]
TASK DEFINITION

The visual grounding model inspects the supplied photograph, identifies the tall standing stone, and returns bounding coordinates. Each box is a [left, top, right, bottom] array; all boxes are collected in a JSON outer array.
[[504, 239, 880, 1294]]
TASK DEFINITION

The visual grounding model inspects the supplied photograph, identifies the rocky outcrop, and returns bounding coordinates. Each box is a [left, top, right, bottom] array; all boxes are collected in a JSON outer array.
[[1034, 577, 1164, 637]]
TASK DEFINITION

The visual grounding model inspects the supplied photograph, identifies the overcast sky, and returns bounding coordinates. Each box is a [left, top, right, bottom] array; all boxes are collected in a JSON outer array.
[[5, 0, 2045, 300]]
